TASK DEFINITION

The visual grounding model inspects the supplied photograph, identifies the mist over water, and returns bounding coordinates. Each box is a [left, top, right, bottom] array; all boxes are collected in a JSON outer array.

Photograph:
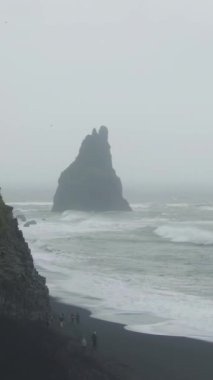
[[1, 0, 213, 352], [4, 183, 213, 203], [11, 195, 213, 342]]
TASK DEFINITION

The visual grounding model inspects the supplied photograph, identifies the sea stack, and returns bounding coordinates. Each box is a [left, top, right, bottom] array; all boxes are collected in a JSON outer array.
[[52, 126, 131, 212]]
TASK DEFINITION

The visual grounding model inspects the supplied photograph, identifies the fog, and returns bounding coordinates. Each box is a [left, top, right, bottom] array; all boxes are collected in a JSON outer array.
[[0, 0, 213, 200]]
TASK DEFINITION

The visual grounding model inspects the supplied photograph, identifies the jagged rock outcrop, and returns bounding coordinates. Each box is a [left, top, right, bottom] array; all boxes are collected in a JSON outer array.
[[52, 126, 131, 212], [24, 220, 37, 227], [16, 214, 26, 222], [0, 195, 50, 321]]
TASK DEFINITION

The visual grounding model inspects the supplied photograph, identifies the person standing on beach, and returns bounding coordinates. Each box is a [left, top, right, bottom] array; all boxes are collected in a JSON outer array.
[[76, 312, 80, 324], [59, 312, 65, 328], [81, 337, 87, 353], [71, 313, 75, 324], [91, 331, 97, 350]]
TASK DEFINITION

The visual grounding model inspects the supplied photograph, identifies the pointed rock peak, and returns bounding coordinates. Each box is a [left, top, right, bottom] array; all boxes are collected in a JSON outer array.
[[52, 127, 131, 212], [99, 126, 108, 141], [92, 128, 98, 136]]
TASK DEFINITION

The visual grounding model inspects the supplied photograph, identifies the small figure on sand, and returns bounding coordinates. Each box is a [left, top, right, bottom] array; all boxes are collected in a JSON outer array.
[[50, 314, 54, 325], [91, 331, 97, 350], [81, 337, 87, 352], [59, 312, 65, 328], [76, 312, 80, 324], [45, 313, 50, 328], [70, 313, 75, 324]]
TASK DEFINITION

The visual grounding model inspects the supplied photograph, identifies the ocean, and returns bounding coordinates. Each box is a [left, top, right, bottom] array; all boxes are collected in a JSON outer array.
[[11, 200, 213, 342]]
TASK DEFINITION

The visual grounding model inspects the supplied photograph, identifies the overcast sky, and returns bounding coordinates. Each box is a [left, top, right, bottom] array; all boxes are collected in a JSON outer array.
[[0, 0, 213, 196]]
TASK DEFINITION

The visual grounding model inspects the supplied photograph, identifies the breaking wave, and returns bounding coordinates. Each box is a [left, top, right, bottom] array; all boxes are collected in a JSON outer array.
[[12, 200, 213, 341], [155, 225, 213, 245]]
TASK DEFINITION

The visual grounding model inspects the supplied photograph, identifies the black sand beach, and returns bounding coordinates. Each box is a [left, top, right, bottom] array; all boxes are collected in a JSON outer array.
[[52, 297, 213, 380], [1, 297, 213, 380]]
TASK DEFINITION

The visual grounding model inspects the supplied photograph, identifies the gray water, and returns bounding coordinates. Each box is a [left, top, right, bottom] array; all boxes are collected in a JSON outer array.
[[11, 201, 213, 341]]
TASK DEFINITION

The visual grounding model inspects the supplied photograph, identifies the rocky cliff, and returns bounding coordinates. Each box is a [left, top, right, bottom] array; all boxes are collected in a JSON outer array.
[[52, 126, 131, 212], [0, 195, 50, 321]]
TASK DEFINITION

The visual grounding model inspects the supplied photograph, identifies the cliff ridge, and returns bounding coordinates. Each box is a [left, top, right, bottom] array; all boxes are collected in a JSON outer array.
[[0, 195, 50, 321]]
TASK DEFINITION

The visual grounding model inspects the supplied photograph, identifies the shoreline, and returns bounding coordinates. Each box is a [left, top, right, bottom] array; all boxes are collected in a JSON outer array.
[[51, 297, 213, 380]]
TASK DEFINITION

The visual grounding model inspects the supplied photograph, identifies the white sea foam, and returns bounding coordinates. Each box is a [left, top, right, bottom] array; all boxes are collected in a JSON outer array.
[[23, 221, 75, 240], [32, 246, 213, 342], [199, 206, 213, 211], [15, 201, 213, 342], [59, 211, 168, 234], [166, 203, 190, 208], [9, 202, 52, 206], [132, 203, 152, 211], [125, 322, 213, 342], [155, 225, 213, 245]]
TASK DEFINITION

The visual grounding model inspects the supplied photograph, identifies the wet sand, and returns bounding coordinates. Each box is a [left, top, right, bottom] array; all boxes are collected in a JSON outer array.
[[51, 297, 213, 380]]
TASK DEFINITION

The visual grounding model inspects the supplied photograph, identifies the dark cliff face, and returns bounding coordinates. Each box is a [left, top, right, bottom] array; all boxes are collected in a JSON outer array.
[[52, 126, 131, 212], [0, 195, 50, 320]]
